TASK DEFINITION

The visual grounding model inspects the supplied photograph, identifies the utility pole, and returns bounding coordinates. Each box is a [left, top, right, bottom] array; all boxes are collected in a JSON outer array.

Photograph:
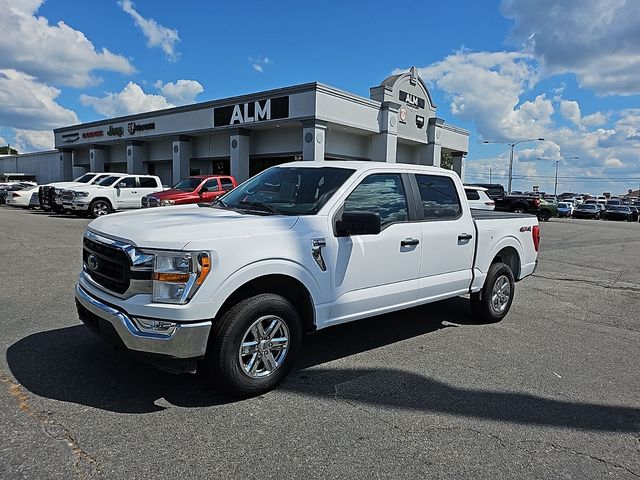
[[484, 138, 545, 194], [537, 155, 578, 198], [489, 166, 495, 184]]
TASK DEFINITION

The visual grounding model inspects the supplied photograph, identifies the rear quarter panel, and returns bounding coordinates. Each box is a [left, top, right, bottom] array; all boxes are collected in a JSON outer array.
[[472, 215, 538, 292]]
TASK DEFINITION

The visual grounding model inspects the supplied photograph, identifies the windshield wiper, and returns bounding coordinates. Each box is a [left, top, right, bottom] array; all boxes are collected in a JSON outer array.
[[238, 200, 279, 214]]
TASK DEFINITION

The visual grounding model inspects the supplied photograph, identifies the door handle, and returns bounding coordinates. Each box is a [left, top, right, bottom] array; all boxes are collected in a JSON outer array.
[[401, 238, 420, 247], [458, 233, 473, 241]]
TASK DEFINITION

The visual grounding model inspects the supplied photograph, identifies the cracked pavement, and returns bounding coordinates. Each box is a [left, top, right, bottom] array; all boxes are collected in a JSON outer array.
[[0, 208, 639, 479]]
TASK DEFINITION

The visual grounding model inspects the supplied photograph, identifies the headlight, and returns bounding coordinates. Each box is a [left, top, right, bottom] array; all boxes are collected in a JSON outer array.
[[160, 199, 175, 206], [74, 191, 89, 197], [151, 251, 211, 304]]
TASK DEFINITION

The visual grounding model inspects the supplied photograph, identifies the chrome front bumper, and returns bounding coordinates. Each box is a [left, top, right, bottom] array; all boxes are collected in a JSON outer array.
[[75, 283, 211, 359]]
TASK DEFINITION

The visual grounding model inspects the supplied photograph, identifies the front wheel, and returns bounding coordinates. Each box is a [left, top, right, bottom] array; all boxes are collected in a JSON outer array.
[[470, 262, 515, 323], [207, 293, 302, 397], [89, 199, 111, 218]]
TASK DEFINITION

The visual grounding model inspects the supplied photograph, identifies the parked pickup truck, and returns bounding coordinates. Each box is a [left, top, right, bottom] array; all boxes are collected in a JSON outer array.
[[75, 162, 539, 396], [466, 183, 555, 220], [63, 174, 164, 218], [39, 172, 112, 213], [142, 175, 237, 208]]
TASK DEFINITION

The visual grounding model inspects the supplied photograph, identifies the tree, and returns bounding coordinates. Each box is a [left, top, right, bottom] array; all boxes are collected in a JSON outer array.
[[0, 145, 18, 155], [440, 152, 453, 170]]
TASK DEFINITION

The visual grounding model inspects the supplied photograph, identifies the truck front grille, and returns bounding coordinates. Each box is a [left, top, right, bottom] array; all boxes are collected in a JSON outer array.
[[62, 190, 74, 202], [83, 237, 132, 294]]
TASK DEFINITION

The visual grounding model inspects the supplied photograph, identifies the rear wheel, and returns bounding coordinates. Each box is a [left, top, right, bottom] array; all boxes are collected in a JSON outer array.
[[512, 207, 525, 214], [89, 199, 111, 218], [470, 262, 515, 323], [538, 210, 551, 222], [207, 293, 302, 397]]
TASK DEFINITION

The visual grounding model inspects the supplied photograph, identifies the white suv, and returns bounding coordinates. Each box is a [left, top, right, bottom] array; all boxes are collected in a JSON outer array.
[[63, 174, 164, 218], [464, 186, 495, 210]]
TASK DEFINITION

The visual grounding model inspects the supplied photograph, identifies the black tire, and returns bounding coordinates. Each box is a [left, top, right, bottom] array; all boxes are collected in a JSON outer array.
[[470, 262, 515, 324], [538, 210, 551, 222], [207, 293, 302, 397], [512, 206, 525, 214], [89, 199, 111, 218]]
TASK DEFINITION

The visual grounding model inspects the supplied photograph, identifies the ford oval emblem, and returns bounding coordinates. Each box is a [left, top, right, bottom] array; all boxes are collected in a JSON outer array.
[[87, 254, 99, 271]]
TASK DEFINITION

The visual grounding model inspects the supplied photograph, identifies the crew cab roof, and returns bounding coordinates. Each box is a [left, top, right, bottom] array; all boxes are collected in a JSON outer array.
[[275, 160, 449, 174]]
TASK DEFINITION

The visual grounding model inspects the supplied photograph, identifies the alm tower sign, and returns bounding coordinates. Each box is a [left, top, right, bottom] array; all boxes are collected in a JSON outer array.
[[214, 96, 289, 127]]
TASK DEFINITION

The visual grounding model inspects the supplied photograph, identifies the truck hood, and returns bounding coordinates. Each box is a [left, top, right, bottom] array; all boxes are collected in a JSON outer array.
[[146, 189, 196, 200], [46, 181, 87, 189], [88, 204, 299, 250]]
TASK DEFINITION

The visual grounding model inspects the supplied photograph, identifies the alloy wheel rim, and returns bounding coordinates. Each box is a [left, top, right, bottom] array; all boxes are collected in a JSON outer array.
[[491, 275, 511, 314], [94, 202, 108, 216], [239, 315, 289, 378]]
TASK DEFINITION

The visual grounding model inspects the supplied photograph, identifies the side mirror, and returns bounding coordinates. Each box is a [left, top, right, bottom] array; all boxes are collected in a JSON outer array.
[[335, 212, 381, 237]]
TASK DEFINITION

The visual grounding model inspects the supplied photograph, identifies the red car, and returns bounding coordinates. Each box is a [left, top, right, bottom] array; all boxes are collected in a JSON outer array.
[[142, 175, 237, 208]]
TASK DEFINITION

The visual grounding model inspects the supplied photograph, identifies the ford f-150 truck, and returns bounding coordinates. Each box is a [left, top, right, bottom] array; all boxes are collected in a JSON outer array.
[[142, 175, 237, 208], [63, 174, 164, 218], [75, 162, 540, 396]]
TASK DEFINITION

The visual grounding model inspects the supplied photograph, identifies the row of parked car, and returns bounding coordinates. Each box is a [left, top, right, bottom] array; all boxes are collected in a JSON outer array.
[[1, 172, 238, 217], [465, 183, 640, 222]]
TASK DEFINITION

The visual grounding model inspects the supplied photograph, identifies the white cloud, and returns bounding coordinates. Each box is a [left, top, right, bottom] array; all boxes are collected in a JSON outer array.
[[0, 69, 78, 130], [119, 0, 180, 61], [80, 81, 173, 117], [410, 51, 548, 141], [0, 0, 135, 88], [501, 0, 640, 96], [250, 56, 273, 73], [560, 99, 607, 131], [12, 129, 54, 152], [159, 80, 203, 105], [0, 136, 7, 146]]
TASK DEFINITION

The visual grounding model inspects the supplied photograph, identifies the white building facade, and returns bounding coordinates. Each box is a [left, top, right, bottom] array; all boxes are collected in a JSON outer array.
[[37, 68, 467, 185]]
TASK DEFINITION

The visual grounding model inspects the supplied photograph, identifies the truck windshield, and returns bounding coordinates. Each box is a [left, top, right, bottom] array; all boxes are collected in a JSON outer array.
[[96, 175, 123, 186], [173, 178, 202, 191], [218, 166, 355, 215], [74, 173, 96, 183]]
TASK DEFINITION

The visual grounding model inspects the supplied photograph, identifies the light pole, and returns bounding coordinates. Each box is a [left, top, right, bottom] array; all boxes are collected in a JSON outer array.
[[537, 156, 578, 197], [483, 138, 545, 194]]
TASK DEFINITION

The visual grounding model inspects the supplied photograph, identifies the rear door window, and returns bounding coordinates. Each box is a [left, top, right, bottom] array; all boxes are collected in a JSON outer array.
[[139, 177, 159, 188], [465, 189, 480, 200], [220, 177, 235, 191], [415, 174, 462, 220]]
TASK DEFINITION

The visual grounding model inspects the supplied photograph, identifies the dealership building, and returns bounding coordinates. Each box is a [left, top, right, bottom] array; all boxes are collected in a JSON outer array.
[[3, 68, 469, 185]]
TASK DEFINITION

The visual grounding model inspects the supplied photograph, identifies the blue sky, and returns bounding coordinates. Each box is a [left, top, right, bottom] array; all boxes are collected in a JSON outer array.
[[1, 0, 639, 194]]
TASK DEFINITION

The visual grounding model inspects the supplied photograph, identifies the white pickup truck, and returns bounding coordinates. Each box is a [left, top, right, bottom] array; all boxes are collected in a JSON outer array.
[[63, 174, 164, 218], [39, 172, 113, 212], [75, 161, 539, 396]]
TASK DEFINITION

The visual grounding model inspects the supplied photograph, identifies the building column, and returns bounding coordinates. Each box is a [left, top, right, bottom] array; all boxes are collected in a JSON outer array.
[[127, 142, 144, 174], [89, 147, 105, 172], [172, 136, 191, 184], [420, 143, 441, 168], [452, 152, 465, 180], [302, 121, 326, 161], [59, 150, 73, 180], [371, 101, 400, 162], [230, 129, 250, 182], [423, 118, 445, 167]]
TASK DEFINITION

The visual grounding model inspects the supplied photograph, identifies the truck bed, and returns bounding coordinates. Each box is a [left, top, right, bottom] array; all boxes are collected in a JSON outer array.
[[471, 209, 536, 221]]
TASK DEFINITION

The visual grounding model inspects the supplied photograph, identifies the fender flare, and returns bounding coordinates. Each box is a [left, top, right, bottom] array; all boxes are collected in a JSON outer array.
[[210, 258, 323, 317]]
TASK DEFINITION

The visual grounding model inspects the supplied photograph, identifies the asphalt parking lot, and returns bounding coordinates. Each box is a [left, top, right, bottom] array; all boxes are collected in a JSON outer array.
[[1, 207, 639, 480]]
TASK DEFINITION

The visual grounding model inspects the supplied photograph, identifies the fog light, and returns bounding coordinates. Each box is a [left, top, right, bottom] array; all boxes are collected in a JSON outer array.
[[134, 318, 177, 335]]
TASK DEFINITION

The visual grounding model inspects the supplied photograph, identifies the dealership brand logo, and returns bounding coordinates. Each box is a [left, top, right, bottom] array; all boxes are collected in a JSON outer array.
[[214, 96, 289, 127], [127, 122, 156, 135], [399, 90, 425, 110], [82, 130, 104, 139], [61, 133, 79, 143], [107, 125, 124, 137]]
